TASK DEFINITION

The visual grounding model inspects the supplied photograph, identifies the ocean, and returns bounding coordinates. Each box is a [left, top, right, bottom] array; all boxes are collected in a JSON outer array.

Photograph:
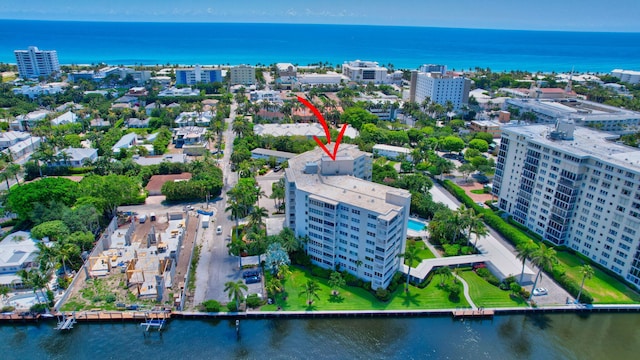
[[1, 20, 639, 72]]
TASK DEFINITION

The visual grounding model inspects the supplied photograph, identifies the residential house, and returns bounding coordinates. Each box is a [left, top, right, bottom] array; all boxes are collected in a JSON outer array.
[[112, 133, 138, 154], [250, 148, 296, 165], [51, 111, 78, 126], [372, 144, 413, 162], [127, 118, 150, 128], [175, 111, 213, 127], [0, 231, 40, 288], [54, 147, 98, 167]]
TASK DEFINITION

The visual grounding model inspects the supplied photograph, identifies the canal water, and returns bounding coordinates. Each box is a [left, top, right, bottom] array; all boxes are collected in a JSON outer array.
[[1, 313, 638, 359]]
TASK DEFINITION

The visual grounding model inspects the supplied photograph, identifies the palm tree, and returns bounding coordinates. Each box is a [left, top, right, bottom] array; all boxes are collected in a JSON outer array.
[[436, 266, 452, 286], [398, 243, 421, 292], [248, 206, 268, 229], [279, 228, 301, 254], [225, 200, 243, 241], [265, 277, 283, 300], [516, 241, 539, 283], [253, 186, 266, 208], [471, 218, 489, 250], [224, 280, 248, 311], [576, 264, 594, 303], [299, 280, 321, 306], [528, 243, 557, 301]]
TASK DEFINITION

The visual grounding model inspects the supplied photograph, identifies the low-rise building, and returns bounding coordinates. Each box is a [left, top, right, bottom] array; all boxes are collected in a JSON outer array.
[[158, 87, 201, 97], [12, 83, 67, 98], [0, 131, 31, 150], [1, 136, 41, 160], [0, 231, 40, 288], [250, 148, 296, 165], [11, 109, 51, 131], [172, 126, 208, 155], [175, 111, 213, 127], [470, 120, 502, 138], [372, 144, 413, 161], [132, 154, 188, 167], [54, 147, 98, 167], [112, 133, 139, 154], [51, 111, 78, 126], [249, 90, 283, 103], [127, 118, 150, 128], [504, 98, 640, 134]]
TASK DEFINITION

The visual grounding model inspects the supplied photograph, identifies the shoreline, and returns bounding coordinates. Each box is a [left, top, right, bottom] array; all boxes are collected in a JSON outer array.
[[3, 304, 639, 325]]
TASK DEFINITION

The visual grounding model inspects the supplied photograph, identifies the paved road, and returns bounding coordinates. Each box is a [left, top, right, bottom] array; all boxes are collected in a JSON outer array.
[[194, 102, 264, 304], [430, 182, 573, 306]]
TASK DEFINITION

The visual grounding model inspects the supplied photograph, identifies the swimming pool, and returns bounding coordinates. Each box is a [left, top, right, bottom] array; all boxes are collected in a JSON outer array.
[[407, 218, 428, 232]]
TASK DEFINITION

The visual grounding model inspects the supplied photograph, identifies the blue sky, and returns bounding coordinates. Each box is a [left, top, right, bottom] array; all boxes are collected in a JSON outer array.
[[1, 0, 639, 32]]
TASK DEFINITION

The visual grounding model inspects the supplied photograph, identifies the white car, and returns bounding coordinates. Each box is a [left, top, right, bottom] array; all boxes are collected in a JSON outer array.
[[216, 225, 222, 235], [532, 287, 548, 296]]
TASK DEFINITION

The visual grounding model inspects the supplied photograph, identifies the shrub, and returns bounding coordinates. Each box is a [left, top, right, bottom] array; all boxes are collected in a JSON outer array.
[[310, 265, 331, 279], [375, 287, 391, 302], [476, 268, 491, 278], [226, 302, 238, 312], [246, 294, 262, 308], [520, 288, 530, 299], [201, 300, 221, 312], [443, 244, 460, 257], [92, 295, 103, 303], [30, 303, 48, 313], [447, 283, 461, 302], [104, 294, 116, 303], [1, 306, 15, 312]]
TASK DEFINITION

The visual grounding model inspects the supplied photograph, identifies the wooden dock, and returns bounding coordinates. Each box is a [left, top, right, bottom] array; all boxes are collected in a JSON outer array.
[[452, 309, 494, 318]]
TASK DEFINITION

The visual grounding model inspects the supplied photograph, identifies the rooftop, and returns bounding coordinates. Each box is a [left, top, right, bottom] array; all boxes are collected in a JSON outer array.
[[504, 124, 640, 171], [287, 145, 409, 215]]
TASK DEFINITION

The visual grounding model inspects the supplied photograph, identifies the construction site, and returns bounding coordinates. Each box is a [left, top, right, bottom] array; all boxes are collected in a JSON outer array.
[[58, 211, 199, 311]]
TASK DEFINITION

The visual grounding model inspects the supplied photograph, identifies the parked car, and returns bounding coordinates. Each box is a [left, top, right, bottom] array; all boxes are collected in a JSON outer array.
[[245, 276, 261, 284], [242, 270, 260, 278], [532, 287, 548, 296], [216, 225, 223, 235]]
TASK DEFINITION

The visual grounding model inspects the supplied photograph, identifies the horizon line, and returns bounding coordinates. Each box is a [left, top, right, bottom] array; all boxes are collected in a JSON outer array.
[[1, 18, 639, 34]]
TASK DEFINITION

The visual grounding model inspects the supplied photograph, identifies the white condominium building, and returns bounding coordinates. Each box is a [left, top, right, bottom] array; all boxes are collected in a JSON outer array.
[[410, 70, 471, 109], [14, 46, 60, 79], [175, 65, 223, 85], [611, 69, 640, 85], [493, 121, 640, 289], [285, 145, 411, 290], [230, 65, 256, 85], [342, 60, 388, 84]]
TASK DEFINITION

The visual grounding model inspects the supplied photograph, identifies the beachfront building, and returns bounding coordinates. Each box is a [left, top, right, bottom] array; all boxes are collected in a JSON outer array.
[[342, 60, 388, 84], [492, 122, 640, 289], [611, 69, 640, 85], [504, 98, 640, 134], [230, 65, 256, 86], [14, 46, 60, 79], [175, 65, 223, 85], [285, 145, 411, 290], [0, 231, 40, 289], [409, 70, 471, 110], [372, 144, 413, 162]]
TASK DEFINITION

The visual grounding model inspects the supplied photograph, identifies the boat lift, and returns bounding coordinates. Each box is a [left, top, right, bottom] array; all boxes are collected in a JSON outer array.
[[140, 311, 169, 332], [55, 312, 77, 331]]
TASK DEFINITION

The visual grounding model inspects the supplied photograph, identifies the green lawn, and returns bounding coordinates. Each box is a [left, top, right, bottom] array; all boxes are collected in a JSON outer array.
[[470, 189, 485, 194], [260, 267, 470, 312], [404, 240, 436, 266], [555, 252, 640, 304], [459, 270, 528, 308]]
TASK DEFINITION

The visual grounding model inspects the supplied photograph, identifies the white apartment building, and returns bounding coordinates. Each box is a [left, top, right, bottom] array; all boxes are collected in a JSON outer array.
[[504, 98, 640, 134], [492, 121, 640, 289], [175, 65, 223, 85], [285, 145, 411, 290], [410, 71, 471, 110], [230, 65, 256, 85], [249, 90, 282, 103], [342, 60, 388, 84], [611, 69, 640, 85], [14, 46, 60, 79]]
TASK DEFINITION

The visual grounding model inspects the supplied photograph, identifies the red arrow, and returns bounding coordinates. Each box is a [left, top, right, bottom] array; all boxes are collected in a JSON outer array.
[[297, 96, 347, 161]]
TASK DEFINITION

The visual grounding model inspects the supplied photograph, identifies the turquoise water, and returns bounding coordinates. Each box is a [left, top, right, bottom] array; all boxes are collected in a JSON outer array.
[[1, 20, 639, 72], [1, 314, 639, 359], [407, 218, 427, 232]]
